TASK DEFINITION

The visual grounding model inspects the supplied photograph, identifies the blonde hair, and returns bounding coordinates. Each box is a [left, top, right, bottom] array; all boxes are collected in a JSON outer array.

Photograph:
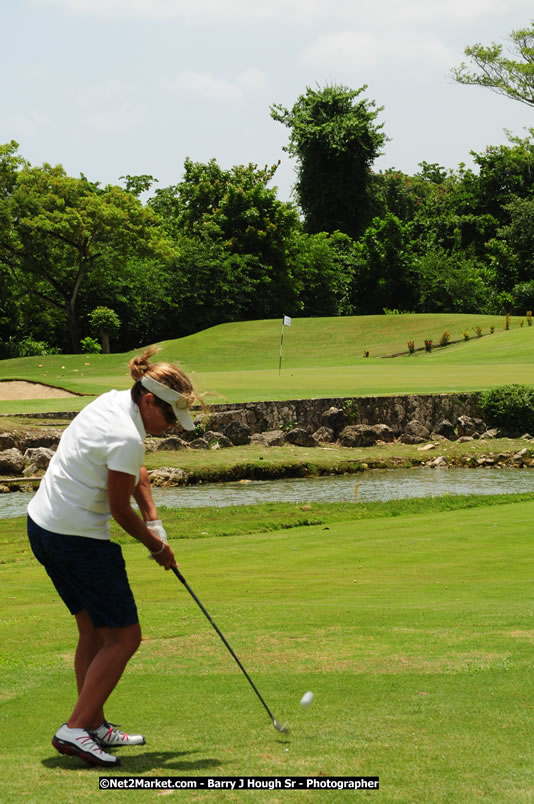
[[129, 347, 203, 415]]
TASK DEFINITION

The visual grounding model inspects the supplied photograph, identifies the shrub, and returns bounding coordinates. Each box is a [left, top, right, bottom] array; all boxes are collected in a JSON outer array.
[[363, 349, 370, 358], [479, 384, 534, 434], [439, 331, 450, 347], [281, 420, 298, 432], [424, 339, 433, 352], [528, 311, 533, 327], [80, 336, 102, 354], [474, 325, 482, 337], [407, 340, 415, 354], [511, 281, 534, 315], [343, 399, 359, 424], [463, 330, 470, 341], [489, 325, 495, 334], [0, 336, 58, 358]]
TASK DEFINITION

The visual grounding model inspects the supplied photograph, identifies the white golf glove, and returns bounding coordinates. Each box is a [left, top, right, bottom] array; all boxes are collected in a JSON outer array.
[[147, 519, 168, 559]]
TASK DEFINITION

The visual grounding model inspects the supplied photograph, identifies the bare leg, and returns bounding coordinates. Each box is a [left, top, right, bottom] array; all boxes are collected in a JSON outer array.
[[73, 610, 106, 727], [67, 611, 141, 730]]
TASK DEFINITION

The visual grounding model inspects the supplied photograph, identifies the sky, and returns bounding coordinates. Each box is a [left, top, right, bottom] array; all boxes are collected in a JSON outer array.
[[2, 0, 533, 203]]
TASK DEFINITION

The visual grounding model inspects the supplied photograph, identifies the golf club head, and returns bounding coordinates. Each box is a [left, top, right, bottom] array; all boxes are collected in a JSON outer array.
[[273, 719, 290, 734]]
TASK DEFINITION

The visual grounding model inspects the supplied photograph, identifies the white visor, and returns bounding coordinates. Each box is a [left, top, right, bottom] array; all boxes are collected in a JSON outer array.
[[140, 374, 196, 431]]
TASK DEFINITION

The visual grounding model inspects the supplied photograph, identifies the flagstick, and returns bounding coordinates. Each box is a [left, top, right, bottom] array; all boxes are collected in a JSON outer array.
[[279, 320, 285, 375]]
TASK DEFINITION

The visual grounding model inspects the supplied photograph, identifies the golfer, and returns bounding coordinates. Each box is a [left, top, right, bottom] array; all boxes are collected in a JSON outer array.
[[27, 348, 199, 768]]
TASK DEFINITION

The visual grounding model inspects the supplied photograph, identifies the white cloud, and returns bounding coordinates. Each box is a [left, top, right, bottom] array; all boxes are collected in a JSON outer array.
[[32, 0, 516, 24], [337, 0, 510, 25], [161, 69, 267, 102], [237, 68, 268, 92], [80, 80, 144, 130], [161, 71, 242, 102], [32, 0, 322, 23], [299, 31, 456, 74], [3, 111, 52, 139]]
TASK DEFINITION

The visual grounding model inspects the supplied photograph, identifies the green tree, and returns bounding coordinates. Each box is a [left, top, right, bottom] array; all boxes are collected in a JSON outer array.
[[271, 84, 386, 239], [289, 231, 357, 317], [0, 144, 171, 352], [165, 235, 257, 335], [415, 249, 491, 313], [89, 306, 120, 353], [150, 158, 301, 320], [351, 214, 415, 313], [452, 22, 534, 107]]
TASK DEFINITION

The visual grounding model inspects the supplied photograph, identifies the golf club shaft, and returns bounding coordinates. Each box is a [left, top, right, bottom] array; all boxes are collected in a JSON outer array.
[[171, 566, 276, 724]]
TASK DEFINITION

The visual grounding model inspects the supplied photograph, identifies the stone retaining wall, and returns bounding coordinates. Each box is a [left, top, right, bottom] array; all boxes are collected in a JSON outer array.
[[205, 393, 482, 435], [8, 392, 483, 435]]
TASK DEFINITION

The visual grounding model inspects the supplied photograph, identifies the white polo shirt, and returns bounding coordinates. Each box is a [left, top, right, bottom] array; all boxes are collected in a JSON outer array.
[[27, 389, 146, 540]]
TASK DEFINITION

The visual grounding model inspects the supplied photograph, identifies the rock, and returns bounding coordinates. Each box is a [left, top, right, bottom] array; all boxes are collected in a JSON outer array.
[[418, 443, 436, 451], [521, 433, 534, 441], [18, 430, 63, 450], [0, 448, 25, 474], [428, 456, 448, 467], [285, 428, 318, 447], [312, 426, 335, 443], [320, 407, 348, 435], [23, 447, 55, 470], [189, 438, 209, 450], [338, 425, 377, 447], [457, 415, 486, 437], [0, 433, 17, 450], [456, 436, 474, 443], [250, 430, 287, 447], [513, 448, 530, 463], [477, 456, 496, 466], [371, 423, 396, 442], [0, 484, 9, 493], [148, 467, 189, 486], [156, 436, 189, 451], [222, 420, 251, 446], [398, 434, 426, 445], [434, 419, 456, 440], [403, 420, 431, 439], [203, 431, 233, 449]]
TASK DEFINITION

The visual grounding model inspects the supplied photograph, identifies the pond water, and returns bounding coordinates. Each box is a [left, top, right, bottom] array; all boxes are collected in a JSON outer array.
[[3, 466, 534, 519]]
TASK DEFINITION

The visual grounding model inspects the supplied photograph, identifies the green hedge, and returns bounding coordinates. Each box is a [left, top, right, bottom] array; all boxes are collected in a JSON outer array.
[[479, 384, 534, 434]]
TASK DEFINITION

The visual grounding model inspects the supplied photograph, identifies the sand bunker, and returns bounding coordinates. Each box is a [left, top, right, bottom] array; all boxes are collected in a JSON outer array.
[[0, 381, 78, 400]]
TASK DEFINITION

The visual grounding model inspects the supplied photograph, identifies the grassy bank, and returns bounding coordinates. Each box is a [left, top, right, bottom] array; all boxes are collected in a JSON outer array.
[[2, 493, 534, 801], [142, 439, 533, 483], [1, 435, 532, 491], [1, 314, 534, 413]]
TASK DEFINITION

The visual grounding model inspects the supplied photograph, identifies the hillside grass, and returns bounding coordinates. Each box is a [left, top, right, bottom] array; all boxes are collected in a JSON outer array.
[[2, 494, 534, 802], [0, 313, 532, 413]]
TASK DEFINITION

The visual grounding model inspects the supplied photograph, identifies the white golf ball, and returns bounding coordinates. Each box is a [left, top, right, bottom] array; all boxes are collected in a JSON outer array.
[[300, 691, 314, 707]]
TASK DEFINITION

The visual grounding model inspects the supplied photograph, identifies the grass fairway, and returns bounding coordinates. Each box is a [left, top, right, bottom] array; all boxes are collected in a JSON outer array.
[[1, 313, 533, 413], [1, 496, 534, 802]]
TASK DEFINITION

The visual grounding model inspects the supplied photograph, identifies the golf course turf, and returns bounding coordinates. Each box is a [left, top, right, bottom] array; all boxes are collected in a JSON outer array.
[[1, 495, 534, 801], [1, 313, 534, 801]]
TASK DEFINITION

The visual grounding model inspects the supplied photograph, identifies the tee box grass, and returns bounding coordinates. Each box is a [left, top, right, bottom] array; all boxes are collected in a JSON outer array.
[[1, 495, 534, 802]]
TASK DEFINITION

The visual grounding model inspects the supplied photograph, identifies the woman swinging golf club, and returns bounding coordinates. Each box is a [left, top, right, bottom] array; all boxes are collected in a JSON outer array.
[[27, 348, 199, 768]]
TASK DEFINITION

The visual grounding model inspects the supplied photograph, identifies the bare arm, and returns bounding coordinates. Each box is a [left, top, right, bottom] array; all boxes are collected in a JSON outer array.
[[133, 466, 158, 522], [108, 469, 175, 569]]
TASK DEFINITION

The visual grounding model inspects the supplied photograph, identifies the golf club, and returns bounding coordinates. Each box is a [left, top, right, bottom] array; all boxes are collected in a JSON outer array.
[[171, 566, 289, 734]]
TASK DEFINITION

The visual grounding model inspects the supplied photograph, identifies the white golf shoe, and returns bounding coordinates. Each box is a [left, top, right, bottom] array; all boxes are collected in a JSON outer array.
[[52, 723, 121, 768], [91, 720, 146, 747]]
